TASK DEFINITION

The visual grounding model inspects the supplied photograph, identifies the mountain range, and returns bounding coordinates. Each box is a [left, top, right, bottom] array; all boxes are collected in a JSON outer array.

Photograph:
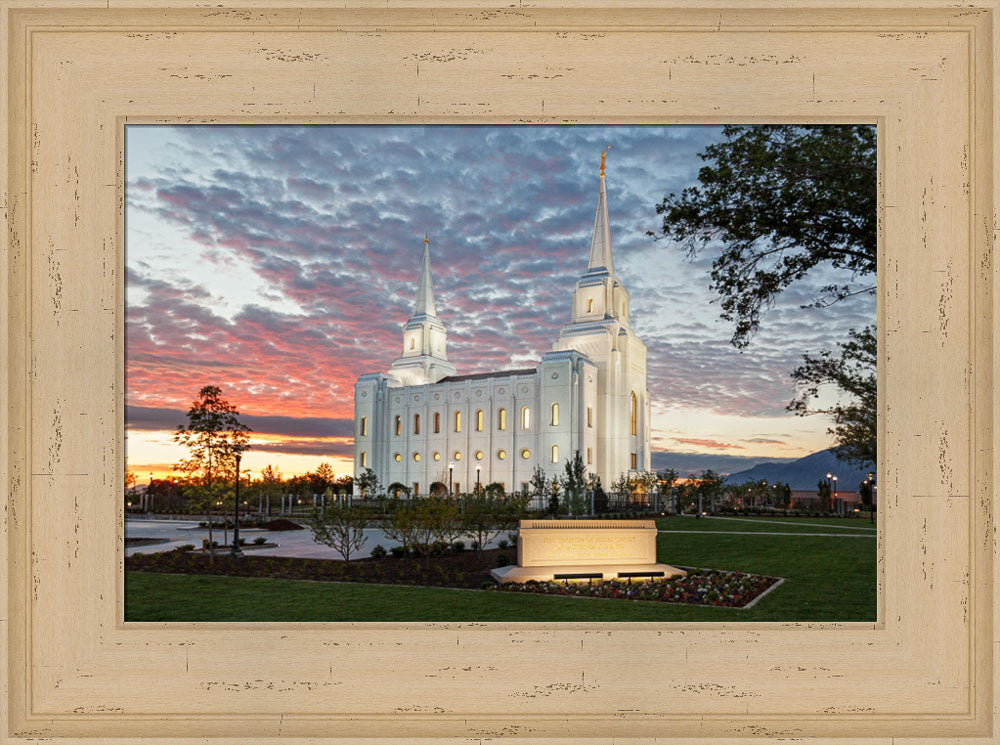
[[723, 448, 875, 492]]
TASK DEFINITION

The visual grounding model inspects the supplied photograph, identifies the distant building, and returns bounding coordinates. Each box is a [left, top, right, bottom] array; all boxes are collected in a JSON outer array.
[[353, 154, 651, 495]]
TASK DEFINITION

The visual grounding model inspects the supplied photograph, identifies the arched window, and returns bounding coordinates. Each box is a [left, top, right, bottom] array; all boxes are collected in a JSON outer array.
[[521, 406, 530, 430], [433, 412, 440, 433], [497, 408, 506, 430], [476, 409, 484, 431], [360, 416, 367, 437], [409, 337, 415, 349], [551, 403, 559, 426], [454, 410, 461, 432], [587, 298, 594, 313], [395, 415, 401, 436], [414, 413, 420, 435], [630, 392, 637, 436], [360, 452, 367, 468], [551, 444, 559, 463]]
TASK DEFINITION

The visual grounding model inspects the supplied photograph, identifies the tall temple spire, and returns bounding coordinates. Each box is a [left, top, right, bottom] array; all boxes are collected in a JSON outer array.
[[587, 145, 614, 274], [388, 232, 456, 385], [413, 233, 437, 318]]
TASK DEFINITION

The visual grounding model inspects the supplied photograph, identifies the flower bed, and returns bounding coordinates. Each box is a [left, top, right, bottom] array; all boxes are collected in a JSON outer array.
[[490, 568, 780, 608]]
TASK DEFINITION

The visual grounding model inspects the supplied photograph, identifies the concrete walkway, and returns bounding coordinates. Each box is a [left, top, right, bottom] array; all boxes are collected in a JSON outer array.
[[124, 518, 509, 560], [702, 515, 877, 532]]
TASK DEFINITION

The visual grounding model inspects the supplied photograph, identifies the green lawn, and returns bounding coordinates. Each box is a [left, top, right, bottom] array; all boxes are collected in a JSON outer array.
[[126, 515, 876, 622]]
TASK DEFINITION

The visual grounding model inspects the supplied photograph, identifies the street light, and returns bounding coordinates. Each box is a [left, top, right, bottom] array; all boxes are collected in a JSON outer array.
[[448, 464, 454, 495], [826, 472, 835, 513], [476, 465, 481, 495], [231, 453, 244, 557], [147, 472, 154, 513]]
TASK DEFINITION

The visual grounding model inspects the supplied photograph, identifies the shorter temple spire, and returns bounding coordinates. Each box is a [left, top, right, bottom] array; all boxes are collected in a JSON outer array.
[[587, 146, 615, 274], [413, 233, 437, 318]]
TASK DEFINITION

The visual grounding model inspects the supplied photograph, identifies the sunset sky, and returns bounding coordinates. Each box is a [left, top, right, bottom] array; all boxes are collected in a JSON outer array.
[[125, 124, 874, 484]]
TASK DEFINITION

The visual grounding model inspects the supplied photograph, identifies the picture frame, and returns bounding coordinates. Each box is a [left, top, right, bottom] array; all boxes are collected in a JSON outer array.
[[2, 1, 997, 742]]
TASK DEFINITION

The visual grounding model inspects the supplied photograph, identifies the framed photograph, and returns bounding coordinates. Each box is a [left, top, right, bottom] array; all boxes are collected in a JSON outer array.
[[2, 1, 997, 742]]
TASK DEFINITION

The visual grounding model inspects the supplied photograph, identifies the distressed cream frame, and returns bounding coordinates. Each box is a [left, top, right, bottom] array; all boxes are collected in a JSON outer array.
[[2, 1, 998, 742]]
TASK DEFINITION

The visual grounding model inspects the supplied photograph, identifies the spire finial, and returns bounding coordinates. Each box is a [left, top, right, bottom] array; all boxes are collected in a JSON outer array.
[[424, 233, 429, 245], [600, 144, 611, 177]]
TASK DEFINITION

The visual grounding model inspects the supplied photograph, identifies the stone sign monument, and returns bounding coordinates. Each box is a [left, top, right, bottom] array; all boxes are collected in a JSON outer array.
[[491, 519, 686, 584]]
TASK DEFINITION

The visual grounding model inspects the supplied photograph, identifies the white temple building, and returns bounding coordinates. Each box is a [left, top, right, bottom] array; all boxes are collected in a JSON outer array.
[[353, 154, 651, 496]]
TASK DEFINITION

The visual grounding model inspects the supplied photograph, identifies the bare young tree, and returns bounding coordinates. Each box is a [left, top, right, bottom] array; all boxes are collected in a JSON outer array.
[[307, 502, 370, 563]]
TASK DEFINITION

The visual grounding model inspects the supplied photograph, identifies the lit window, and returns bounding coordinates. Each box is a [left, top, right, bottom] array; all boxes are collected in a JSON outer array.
[[498, 408, 506, 430], [395, 415, 401, 436], [394, 453, 402, 462], [434, 412, 440, 433], [587, 298, 593, 313], [521, 406, 530, 430], [414, 413, 420, 435], [410, 338, 415, 349], [476, 409, 484, 431], [631, 452, 637, 469], [413, 482, 419, 496], [551, 403, 559, 426], [587, 406, 592, 428], [630, 392, 637, 436], [521, 449, 531, 459], [433, 451, 441, 461], [475, 450, 484, 460], [360, 452, 367, 468], [360, 416, 367, 436], [413, 452, 421, 462], [455, 411, 461, 432], [587, 447, 592, 465], [497, 449, 507, 460], [454, 451, 462, 461], [551, 444, 559, 463]]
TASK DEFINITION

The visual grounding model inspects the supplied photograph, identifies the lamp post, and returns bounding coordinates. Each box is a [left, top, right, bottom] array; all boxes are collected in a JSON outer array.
[[476, 465, 481, 495], [832, 475, 838, 513], [448, 464, 454, 496], [231, 453, 244, 557], [147, 472, 154, 513], [826, 472, 834, 512]]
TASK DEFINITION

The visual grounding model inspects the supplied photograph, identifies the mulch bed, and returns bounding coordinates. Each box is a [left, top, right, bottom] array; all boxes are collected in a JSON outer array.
[[125, 547, 503, 589], [489, 569, 780, 608], [125, 548, 782, 607], [261, 518, 305, 531]]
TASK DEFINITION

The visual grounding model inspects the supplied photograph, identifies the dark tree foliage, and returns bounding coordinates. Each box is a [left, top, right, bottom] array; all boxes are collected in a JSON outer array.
[[654, 124, 876, 348], [788, 326, 876, 468], [654, 124, 877, 467]]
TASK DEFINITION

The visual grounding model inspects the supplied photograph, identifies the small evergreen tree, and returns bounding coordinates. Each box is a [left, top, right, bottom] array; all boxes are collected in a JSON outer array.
[[560, 450, 588, 516]]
